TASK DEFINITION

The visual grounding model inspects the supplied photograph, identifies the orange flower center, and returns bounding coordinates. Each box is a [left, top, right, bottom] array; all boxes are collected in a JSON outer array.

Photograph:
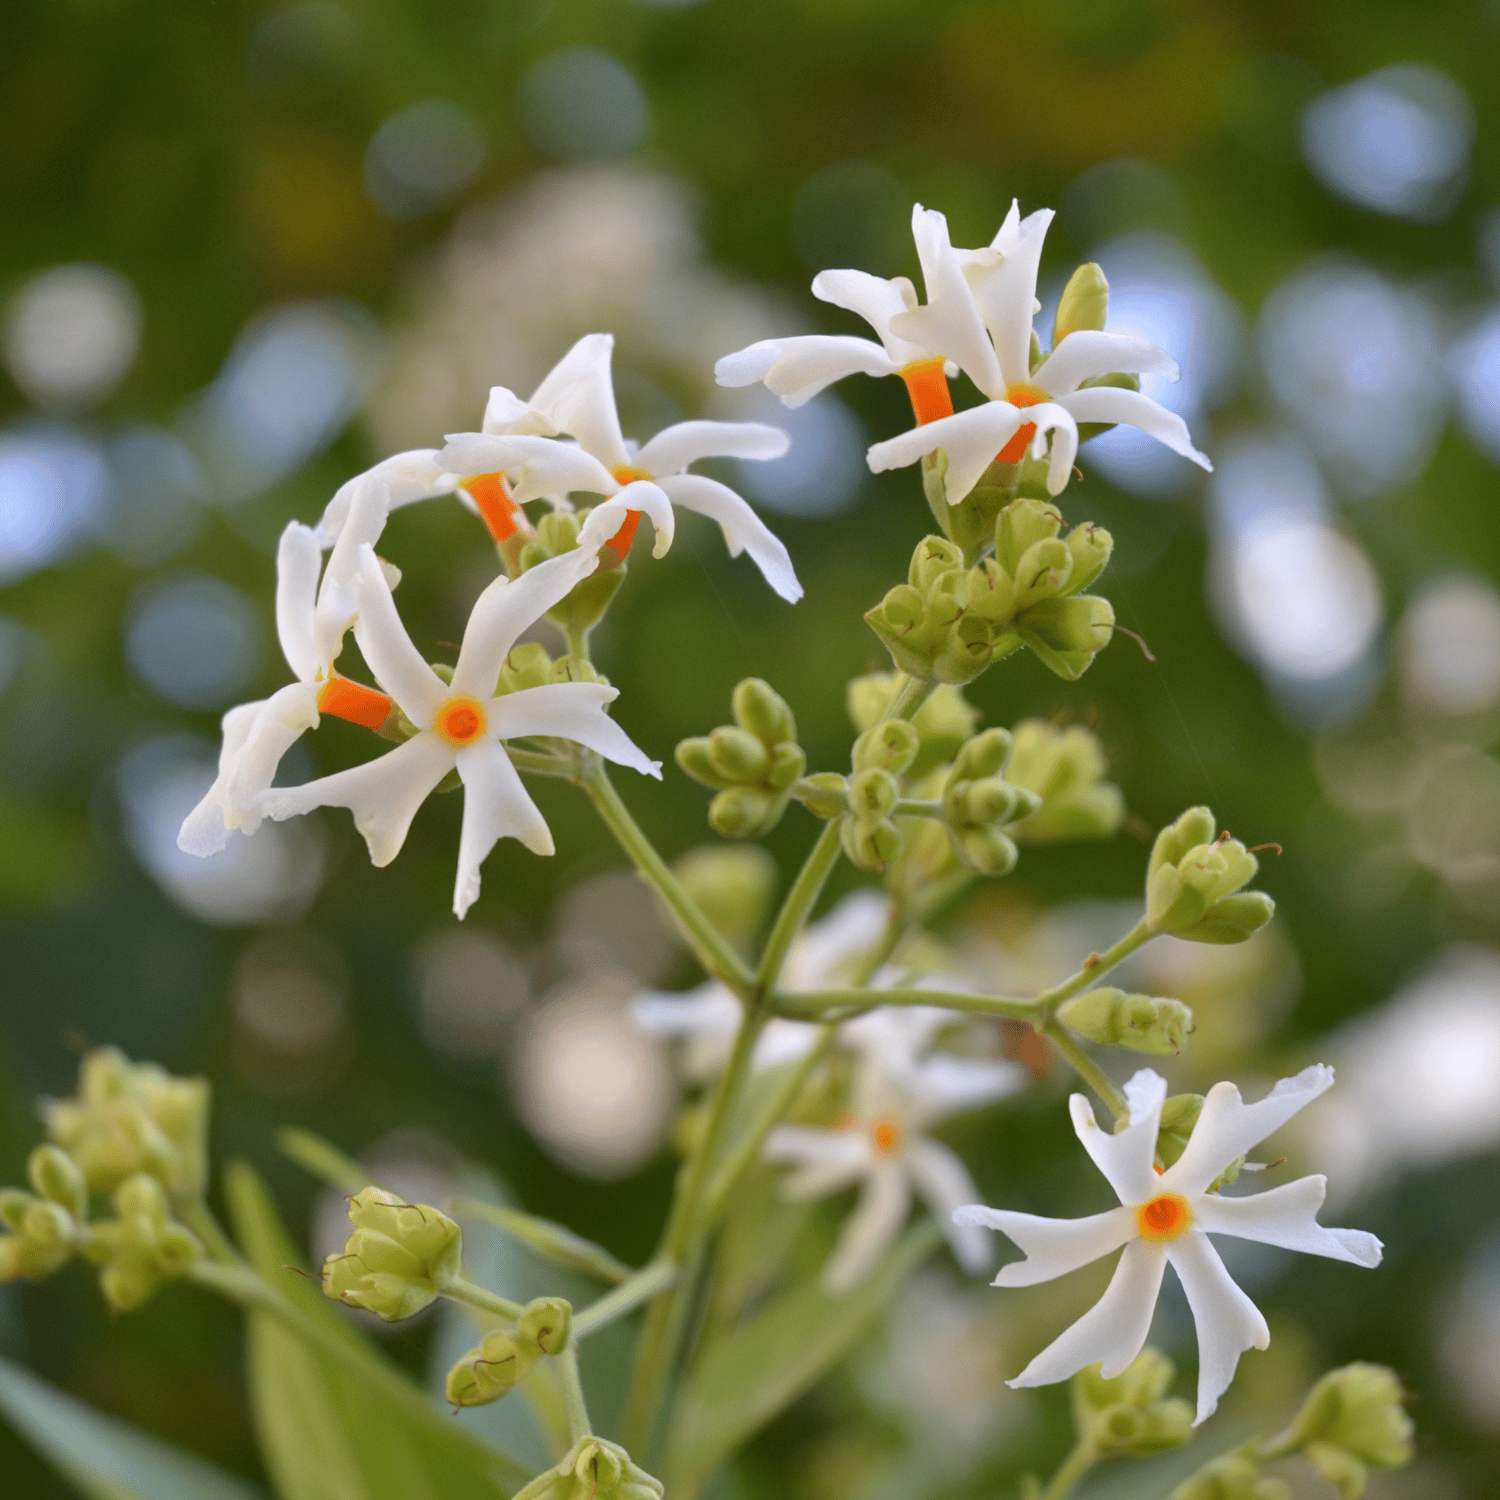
[[435, 695, 487, 747], [461, 472, 526, 544], [602, 468, 654, 566], [317, 675, 393, 731], [898, 356, 953, 426], [996, 383, 1050, 464], [1134, 1192, 1191, 1242], [870, 1116, 904, 1158]]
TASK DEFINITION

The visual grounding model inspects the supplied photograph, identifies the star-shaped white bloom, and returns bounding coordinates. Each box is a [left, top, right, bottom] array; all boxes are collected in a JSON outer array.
[[954, 1066, 1382, 1426], [179, 475, 405, 857], [256, 510, 661, 918], [868, 201, 1213, 501], [438, 334, 802, 602], [766, 1025, 1024, 1293]]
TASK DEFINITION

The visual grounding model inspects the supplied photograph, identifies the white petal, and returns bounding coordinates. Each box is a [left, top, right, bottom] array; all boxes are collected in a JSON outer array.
[[714, 336, 898, 406], [577, 486, 675, 559], [452, 737, 552, 917], [1059, 385, 1213, 471], [906, 1056, 1025, 1125], [221, 681, 321, 812], [527, 334, 614, 426], [634, 421, 789, 477], [1162, 1066, 1337, 1199], [314, 478, 392, 669], [275, 523, 321, 683], [1070, 1071, 1164, 1207], [866, 404, 1026, 503], [541, 337, 629, 470], [753, 1019, 824, 1069], [811, 269, 922, 363], [823, 1163, 912, 1293], [905, 1137, 990, 1273], [258, 731, 455, 867], [437, 434, 621, 505], [765, 1126, 870, 1199], [987, 199, 1023, 254], [351, 547, 446, 727], [953, 1204, 1136, 1287], [1008, 1237, 1168, 1387], [1167, 1230, 1270, 1425], [482, 385, 557, 437], [177, 699, 271, 856], [656, 473, 802, 603], [449, 552, 599, 701], [964, 207, 1054, 388], [1032, 331, 1181, 397], [629, 982, 739, 1040], [487, 682, 662, 778], [1192, 1175, 1382, 1268], [314, 450, 456, 544]]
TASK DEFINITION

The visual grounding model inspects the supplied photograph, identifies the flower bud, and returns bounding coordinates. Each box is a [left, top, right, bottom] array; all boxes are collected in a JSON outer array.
[[1057, 988, 1193, 1055], [1018, 593, 1114, 658], [321, 1187, 461, 1322], [931, 610, 993, 685], [909, 535, 965, 593], [995, 499, 1064, 578], [706, 726, 770, 784], [708, 787, 786, 840], [1283, 1364, 1413, 1476], [1073, 1349, 1194, 1458], [853, 721, 920, 776], [1053, 262, 1110, 345], [848, 767, 899, 821], [79, 1172, 202, 1311], [498, 642, 554, 694], [519, 1296, 573, 1355], [1155, 1093, 1204, 1168], [797, 772, 848, 819], [671, 845, 778, 951], [953, 727, 1014, 782], [840, 815, 902, 873], [28, 1145, 87, 1220], [1169, 1455, 1290, 1500], [732, 677, 796, 747], [1005, 720, 1124, 843], [447, 1328, 539, 1407], [846, 675, 979, 779], [957, 778, 1025, 826], [1149, 807, 1219, 880], [1146, 822, 1271, 943], [1174, 891, 1276, 945], [950, 825, 1018, 877], [535, 510, 581, 556], [551, 656, 608, 687], [1063, 524, 1114, 596], [1011, 537, 1073, 611], [676, 737, 734, 791], [765, 742, 806, 790], [963, 558, 1016, 624]]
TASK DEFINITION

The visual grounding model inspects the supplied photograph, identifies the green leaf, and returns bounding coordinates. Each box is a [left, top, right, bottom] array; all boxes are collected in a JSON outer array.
[[664, 1219, 940, 1494], [0, 1353, 267, 1500], [224, 1161, 530, 1500]]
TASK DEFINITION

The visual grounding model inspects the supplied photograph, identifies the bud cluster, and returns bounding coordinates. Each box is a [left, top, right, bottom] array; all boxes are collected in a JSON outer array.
[[0, 1145, 89, 1282], [937, 728, 1043, 877], [1273, 1363, 1414, 1499], [1058, 987, 1193, 1055], [1146, 808, 1274, 944], [446, 1296, 573, 1407], [1072, 1348, 1194, 1460], [41, 1045, 210, 1200], [865, 503, 1115, 686], [676, 679, 806, 839], [83, 1172, 204, 1312], [1006, 719, 1125, 843], [512, 1436, 663, 1500], [321, 1187, 463, 1322], [1170, 1454, 1291, 1500], [846, 673, 978, 779]]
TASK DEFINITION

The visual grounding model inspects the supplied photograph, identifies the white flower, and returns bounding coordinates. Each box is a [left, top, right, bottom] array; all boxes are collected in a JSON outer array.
[[868, 201, 1212, 501], [954, 1066, 1383, 1425], [256, 512, 661, 918], [630, 890, 895, 1081], [438, 334, 801, 601], [179, 476, 401, 857], [766, 1027, 1023, 1293]]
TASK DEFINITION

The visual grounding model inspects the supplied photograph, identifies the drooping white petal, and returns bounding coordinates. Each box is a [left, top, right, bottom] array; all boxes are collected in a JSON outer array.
[[437, 434, 621, 504], [221, 681, 321, 812], [257, 731, 455, 867], [811, 269, 924, 363], [177, 700, 271, 856], [823, 1162, 913, 1293], [905, 1137, 991, 1274], [888, 205, 1005, 396], [541, 336, 630, 471], [953, 1204, 1136, 1287], [351, 547, 447, 727], [906, 1055, 1025, 1126], [482, 385, 558, 437], [866, 403, 1028, 503], [449, 551, 600, 701], [964, 207, 1054, 388], [1070, 1070, 1165, 1207], [1008, 1237, 1168, 1387], [1192, 1174, 1383, 1268], [656, 473, 802, 603], [1166, 1230, 1270, 1425], [1037, 407, 1081, 496], [1162, 1066, 1337, 1199], [452, 737, 553, 917], [1032, 331, 1181, 397], [573, 486, 674, 560], [487, 682, 662, 778], [314, 450, 458, 545], [275, 523, 321, 683], [314, 478, 392, 670], [635, 420, 789, 477], [1058, 385, 1213, 472], [765, 1126, 870, 1200], [714, 336, 898, 406]]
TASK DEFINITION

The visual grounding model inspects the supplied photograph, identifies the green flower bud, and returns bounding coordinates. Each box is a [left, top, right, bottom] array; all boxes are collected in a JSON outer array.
[[515, 1437, 663, 1500], [995, 499, 1064, 577], [765, 742, 806, 790], [796, 772, 848, 819], [1053, 262, 1110, 345], [0, 1191, 30, 1233], [963, 557, 1017, 624], [950, 825, 1018, 877], [321, 1187, 462, 1322], [1282, 1364, 1414, 1473], [1149, 807, 1219, 880], [841, 815, 902, 873], [550, 656, 608, 687], [1058, 988, 1193, 1055], [1173, 891, 1276, 945], [78, 1172, 202, 1311], [550, 568, 626, 636], [1011, 537, 1074, 611], [676, 737, 733, 791], [1017, 593, 1115, 658], [1006, 720, 1124, 842], [1071, 1348, 1193, 1455], [1169, 1455, 1289, 1500], [1063, 524, 1114, 595], [848, 767, 899, 820], [931, 610, 993, 685], [519, 1296, 572, 1355], [853, 721, 920, 776], [1146, 823, 1271, 942], [956, 778, 1024, 826], [498, 642, 554, 694], [1305, 1442, 1368, 1499], [732, 677, 796, 747], [954, 727, 1014, 782], [909, 535, 965, 593], [845, 675, 979, 779], [28, 1145, 87, 1220], [706, 726, 770, 783], [708, 786, 786, 840], [536, 510, 581, 556], [671, 845, 778, 951]]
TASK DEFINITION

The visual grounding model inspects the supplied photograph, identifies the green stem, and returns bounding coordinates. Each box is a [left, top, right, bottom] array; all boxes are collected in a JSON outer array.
[[448, 1198, 634, 1285], [1044, 1022, 1128, 1123], [1035, 918, 1152, 1023], [1041, 1438, 1098, 1500], [563, 623, 591, 662], [891, 798, 944, 817], [507, 746, 580, 780], [572, 1260, 679, 1339], [180, 1200, 240, 1266], [584, 764, 754, 994], [756, 819, 844, 994], [443, 1275, 526, 1323], [556, 1344, 592, 1441], [771, 985, 1037, 1021]]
